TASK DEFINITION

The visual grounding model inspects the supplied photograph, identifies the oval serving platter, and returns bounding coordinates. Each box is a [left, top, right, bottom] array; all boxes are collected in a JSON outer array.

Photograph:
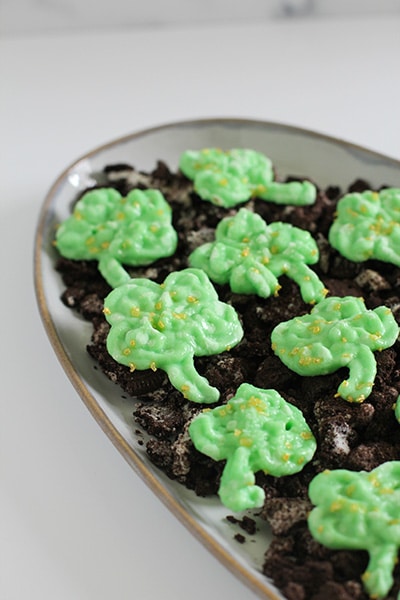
[[34, 118, 400, 600]]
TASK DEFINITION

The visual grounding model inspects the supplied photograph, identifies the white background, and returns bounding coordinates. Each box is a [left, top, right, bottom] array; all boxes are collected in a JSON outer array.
[[1, 3, 400, 600]]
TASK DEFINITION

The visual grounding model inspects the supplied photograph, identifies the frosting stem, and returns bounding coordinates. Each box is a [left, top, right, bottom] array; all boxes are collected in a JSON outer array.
[[164, 355, 219, 404], [218, 446, 265, 512], [98, 255, 131, 288], [363, 544, 397, 599]]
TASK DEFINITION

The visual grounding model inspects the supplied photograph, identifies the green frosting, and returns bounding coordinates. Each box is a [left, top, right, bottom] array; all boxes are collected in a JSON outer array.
[[189, 208, 327, 303], [179, 148, 316, 208], [394, 396, 400, 424], [271, 296, 399, 403], [55, 187, 178, 288], [329, 188, 400, 266], [308, 463, 400, 599], [103, 268, 243, 403], [189, 383, 316, 512]]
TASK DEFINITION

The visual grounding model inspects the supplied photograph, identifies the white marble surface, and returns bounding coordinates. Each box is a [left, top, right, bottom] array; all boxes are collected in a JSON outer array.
[[1, 13, 400, 600], [1, 0, 400, 36]]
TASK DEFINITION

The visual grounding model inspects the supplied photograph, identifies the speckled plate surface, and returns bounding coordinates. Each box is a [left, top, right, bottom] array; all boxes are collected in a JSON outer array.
[[34, 118, 400, 600]]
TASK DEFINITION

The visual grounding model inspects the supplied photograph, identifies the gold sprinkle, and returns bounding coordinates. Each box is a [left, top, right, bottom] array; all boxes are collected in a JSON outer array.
[[239, 437, 253, 447], [187, 295, 198, 303], [129, 339, 136, 347]]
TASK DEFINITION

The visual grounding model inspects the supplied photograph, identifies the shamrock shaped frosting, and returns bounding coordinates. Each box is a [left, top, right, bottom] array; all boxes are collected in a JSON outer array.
[[103, 268, 243, 403], [329, 188, 400, 266], [179, 148, 316, 208], [309, 462, 400, 599], [189, 208, 327, 304], [189, 383, 316, 512], [271, 296, 399, 403], [56, 187, 178, 288]]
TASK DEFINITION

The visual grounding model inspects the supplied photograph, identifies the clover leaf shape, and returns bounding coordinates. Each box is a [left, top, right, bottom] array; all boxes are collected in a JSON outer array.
[[189, 208, 327, 304], [179, 148, 316, 208], [103, 268, 243, 403], [55, 187, 178, 288], [189, 383, 316, 512], [329, 188, 400, 266], [309, 462, 400, 599], [271, 296, 399, 403]]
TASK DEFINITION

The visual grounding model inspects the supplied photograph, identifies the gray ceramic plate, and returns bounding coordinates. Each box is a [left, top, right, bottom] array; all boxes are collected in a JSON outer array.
[[34, 118, 400, 600]]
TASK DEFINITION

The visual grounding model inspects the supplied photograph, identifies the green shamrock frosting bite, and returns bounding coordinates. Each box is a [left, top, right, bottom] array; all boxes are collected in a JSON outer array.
[[103, 268, 243, 403], [189, 208, 327, 303], [189, 383, 316, 512], [329, 188, 400, 266], [55, 187, 178, 288], [271, 296, 399, 403], [308, 463, 400, 599], [179, 148, 316, 208]]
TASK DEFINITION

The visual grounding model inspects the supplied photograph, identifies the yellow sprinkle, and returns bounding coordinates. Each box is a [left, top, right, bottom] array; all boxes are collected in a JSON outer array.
[[103, 307, 111, 315], [130, 307, 141, 317], [101, 241, 110, 249], [129, 339, 136, 347], [379, 487, 394, 495], [89, 246, 99, 254], [242, 237, 250, 243], [297, 456, 305, 465], [270, 245, 279, 254], [239, 437, 253, 448], [173, 312, 187, 319], [85, 236, 95, 246], [274, 284, 282, 297], [219, 178, 228, 186], [241, 247, 250, 257], [157, 320, 165, 330], [155, 301, 163, 310], [303, 275, 311, 282], [187, 295, 198, 303], [301, 431, 313, 440], [116, 212, 125, 220], [234, 429, 242, 437], [150, 224, 159, 233], [74, 211, 82, 220], [150, 362, 157, 372], [330, 500, 343, 512], [282, 453, 290, 462], [123, 348, 131, 356], [261, 256, 270, 265], [129, 363, 136, 372]]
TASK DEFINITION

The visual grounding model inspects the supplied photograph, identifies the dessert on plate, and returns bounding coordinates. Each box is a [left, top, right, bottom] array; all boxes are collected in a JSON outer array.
[[54, 147, 400, 600]]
